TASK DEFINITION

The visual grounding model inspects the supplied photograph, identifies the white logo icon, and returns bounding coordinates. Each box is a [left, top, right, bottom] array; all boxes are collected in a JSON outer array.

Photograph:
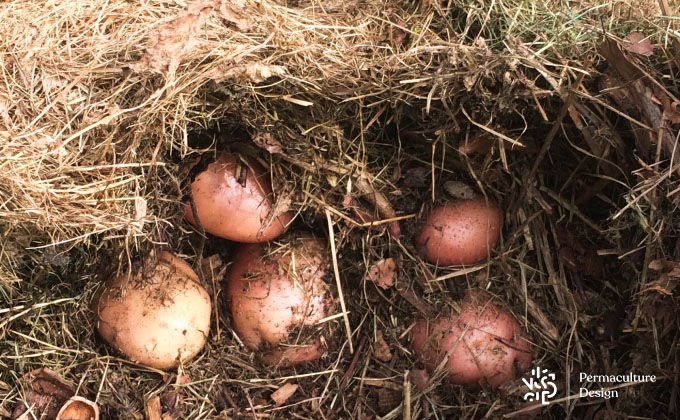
[[522, 367, 557, 405]]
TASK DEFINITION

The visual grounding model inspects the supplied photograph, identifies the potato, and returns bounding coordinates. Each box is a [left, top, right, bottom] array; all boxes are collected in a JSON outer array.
[[92, 252, 211, 369], [185, 153, 292, 242], [415, 196, 502, 266], [411, 291, 532, 387], [226, 235, 334, 366]]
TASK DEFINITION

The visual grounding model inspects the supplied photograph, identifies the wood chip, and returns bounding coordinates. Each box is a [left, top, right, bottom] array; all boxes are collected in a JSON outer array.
[[145, 396, 162, 420], [271, 383, 298, 406]]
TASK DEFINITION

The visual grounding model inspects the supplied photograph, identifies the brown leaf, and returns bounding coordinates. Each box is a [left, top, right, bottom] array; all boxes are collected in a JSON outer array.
[[201, 254, 223, 274], [252, 132, 283, 154], [12, 368, 75, 420], [407, 369, 430, 390], [80, 103, 123, 128], [648, 259, 677, 271], [382, 9, 409, 46], [623, 32, 654, 57], [257, 192, 292, 240], [598, 38, 640, 82], [271, 383, 298, 406], [219, 0, 255, 31], [403, 167, 429, 188], [658, 91, 680, 124], [377, 388, 401, 414], [392, 24, 409, 46], [131, 0, 221, 75], [365, 258, 396, 290], [160, 391, 183, 419], [373, 331, 392, 362], [206, 62, 286, 83], [342, 195, 353, 208], [458, 134, 495, 155], [177, 374, 192, 385]]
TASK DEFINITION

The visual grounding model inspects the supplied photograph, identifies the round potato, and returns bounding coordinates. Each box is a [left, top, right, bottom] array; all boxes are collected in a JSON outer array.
[[411, 291, 532, 387], [92, 251, 211, 369], [185, 153, 292, 242]]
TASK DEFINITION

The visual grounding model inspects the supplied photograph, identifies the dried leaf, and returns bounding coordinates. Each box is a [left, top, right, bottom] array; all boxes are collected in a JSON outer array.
[[382, 9, 409, 46], [403, 167, 429, 188], [458, 134, 495, 155], [377, 388, 401, 414], [177, 375, 192, 385], [132, 197, 147, 233], [443, 181, 476, 200], [201, 254, 223, 274], [257, 193, 292, 240], [12, 368, 75, 420], [407, 369, 430, 390], [252, 132, 283, 154], [365, 258, 396, 290], [648, 259, 676, 271], [271, 383, 298, 406], [658, 92, 680, 124], [219, 0, 255, 31], [342, 195, 353, 208], [80, 104, 122, 128], [131, 0, 221, 75], [206, 62, 287, 83], [373, 331, 392, 362], [623, 32, 654, 57], [598, 38, 640, 82], [392, 23, 409, 46]]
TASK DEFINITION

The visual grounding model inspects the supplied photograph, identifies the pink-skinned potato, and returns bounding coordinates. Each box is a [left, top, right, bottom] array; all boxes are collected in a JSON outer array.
[[185, 153, 292, 242], [416, 196, 502, 266], [227, 235, 334, 366], [92, 251, 211, 369], [411, 290, 532, 387]]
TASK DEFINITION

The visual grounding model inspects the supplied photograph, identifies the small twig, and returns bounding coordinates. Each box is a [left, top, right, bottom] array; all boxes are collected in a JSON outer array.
[[339, 335, 367, 389], [243, 388, 260, 420], [188, 190, 206, 280], [403, 371, 411, 420], [209, 258, 221, 338], [325, 208, 354, 354], [396, 288, 434, 317], [220, 388, 239, 410], [538, 186, 604, 235]]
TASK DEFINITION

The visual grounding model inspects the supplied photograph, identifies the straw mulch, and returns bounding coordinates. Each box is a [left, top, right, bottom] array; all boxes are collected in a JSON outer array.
[[1, 0, 679, 418]]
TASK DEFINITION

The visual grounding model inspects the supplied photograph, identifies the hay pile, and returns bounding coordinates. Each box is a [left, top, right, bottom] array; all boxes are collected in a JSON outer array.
[[1, 0, 679, 418]]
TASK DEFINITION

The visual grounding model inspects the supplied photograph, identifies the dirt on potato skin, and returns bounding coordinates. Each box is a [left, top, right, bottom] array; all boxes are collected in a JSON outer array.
[[226, 234, 337, 366]]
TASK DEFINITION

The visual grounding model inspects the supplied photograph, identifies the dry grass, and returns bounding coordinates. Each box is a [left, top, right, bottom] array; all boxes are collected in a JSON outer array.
[[1, 0, 679, 418]]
